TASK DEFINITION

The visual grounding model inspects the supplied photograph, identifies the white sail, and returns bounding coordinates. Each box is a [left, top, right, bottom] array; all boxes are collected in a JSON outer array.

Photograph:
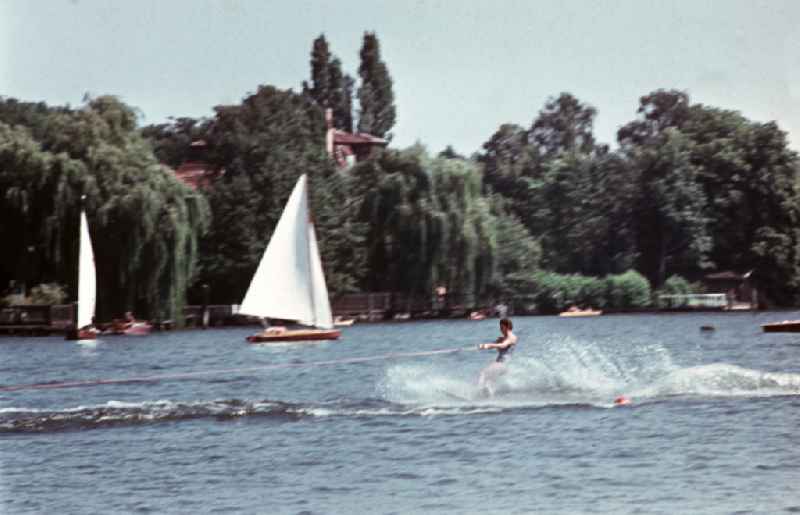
[[239, 174, 333, 328], [77, 210, 96, 329], [306, 221, 333, 329]]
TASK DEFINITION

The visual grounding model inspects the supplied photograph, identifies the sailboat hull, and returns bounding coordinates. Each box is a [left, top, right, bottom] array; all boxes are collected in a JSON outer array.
[[246, 329, 341, 343]]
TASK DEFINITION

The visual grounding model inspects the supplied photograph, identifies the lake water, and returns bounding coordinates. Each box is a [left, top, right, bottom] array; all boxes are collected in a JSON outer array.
[[2, 312, 800, 514]]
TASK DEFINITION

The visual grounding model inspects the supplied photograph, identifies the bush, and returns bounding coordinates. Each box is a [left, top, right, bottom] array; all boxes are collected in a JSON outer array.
[[607, 270, 652, 309], [29, 283, 68, 305], [661, 275, 693, 296], [529, 272, 607, 313], [1, 293, 27, 307], [655, 274, 693, 307], [525, 269, 652, 313], [2, 283, 68, 306]]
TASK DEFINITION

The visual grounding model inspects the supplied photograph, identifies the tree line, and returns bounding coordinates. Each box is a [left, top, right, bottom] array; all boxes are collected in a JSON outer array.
[[2, 32, 799, 323]]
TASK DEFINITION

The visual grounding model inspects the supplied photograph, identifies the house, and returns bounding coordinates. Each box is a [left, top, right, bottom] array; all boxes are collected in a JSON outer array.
[[170, 107, 385, 188], [704, 270, 757, 309], [173, 140, 223, 190], [325, 109, 387, 168]]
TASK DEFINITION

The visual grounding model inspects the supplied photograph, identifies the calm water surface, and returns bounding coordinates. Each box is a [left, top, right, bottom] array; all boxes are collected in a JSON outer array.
[[2, 312, 800, 514]]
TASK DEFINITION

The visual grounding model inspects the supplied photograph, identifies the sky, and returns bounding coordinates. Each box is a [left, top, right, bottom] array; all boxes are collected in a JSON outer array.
[[2, 0, 799, 155]]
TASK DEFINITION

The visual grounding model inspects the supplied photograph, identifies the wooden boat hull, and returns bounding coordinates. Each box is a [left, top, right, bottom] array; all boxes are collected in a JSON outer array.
[[762, 321, 800, 333], [247, 329, 341, 343], [559, 310, 602, 317]]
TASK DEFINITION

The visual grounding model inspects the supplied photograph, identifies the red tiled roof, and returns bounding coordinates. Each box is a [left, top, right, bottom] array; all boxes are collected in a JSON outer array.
[[173, 161, 218, 189], [332, 129, 387, 146]]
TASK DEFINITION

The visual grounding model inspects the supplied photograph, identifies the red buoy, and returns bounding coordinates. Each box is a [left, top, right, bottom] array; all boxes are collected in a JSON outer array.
[[614, 395, 631, 406]]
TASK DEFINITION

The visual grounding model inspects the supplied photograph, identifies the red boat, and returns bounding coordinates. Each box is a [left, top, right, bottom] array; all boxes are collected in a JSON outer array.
[[762, 320, 800, 333]]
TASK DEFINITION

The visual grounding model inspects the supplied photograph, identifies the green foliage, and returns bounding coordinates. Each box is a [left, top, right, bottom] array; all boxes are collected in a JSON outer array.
[[530, 93, 597, 157], [430, 154, 496, 304], [194, 85, 366, 301], [0, 294, 25, 307], [660, 275, 693, 296], [526, 270, 651, 314], [141, 117, 211, 168], [302, 35, 354, 132], [28, 283, 68, 305], [627, 128, 711, 286], [0, 96, 210, 324], [654, 274, 694, 307], [489, 198, 541, 296], [606, 270, 652, 309], [347, 147, 499, 302], [617, 89, 800, 302], [528, 272, 606, 313], [357, 32, 396, 139]]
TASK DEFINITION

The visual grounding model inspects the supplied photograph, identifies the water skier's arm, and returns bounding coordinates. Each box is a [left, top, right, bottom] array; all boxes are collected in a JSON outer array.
[[479, 336, 514, 350]]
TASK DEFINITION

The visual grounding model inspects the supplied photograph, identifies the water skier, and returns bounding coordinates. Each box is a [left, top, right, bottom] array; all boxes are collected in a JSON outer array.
[[478, 317, 517, 396]]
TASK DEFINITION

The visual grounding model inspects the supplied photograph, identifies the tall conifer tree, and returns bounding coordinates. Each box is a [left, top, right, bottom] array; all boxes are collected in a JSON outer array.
[[302, 34, 355, 132], [357, 32, 396, 139], [302, 35, 331, 107]]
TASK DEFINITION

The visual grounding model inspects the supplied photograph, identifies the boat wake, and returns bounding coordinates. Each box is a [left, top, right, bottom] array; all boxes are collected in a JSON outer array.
[[0, 398, 510, 434], [5, 338, 800, 434], [381, 336, 800, 409]]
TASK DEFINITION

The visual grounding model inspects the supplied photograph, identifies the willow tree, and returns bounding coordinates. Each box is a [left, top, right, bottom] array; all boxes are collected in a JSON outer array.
[[349, 147, 444, 294], [349, 146, 498, 304], [429, 155, 496, 305], [0, 96, 209, 323]]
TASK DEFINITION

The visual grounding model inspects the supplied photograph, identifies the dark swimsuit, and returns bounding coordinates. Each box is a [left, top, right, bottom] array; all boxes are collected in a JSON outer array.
[[496, 342, 514, 363]]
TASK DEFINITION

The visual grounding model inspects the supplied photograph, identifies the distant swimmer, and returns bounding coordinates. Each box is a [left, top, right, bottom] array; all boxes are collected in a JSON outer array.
[[477, 318, 517, 396], [614, 395, 631, 406]]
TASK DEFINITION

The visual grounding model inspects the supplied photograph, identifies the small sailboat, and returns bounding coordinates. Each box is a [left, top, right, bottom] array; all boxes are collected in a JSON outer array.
[[66, 209, 98, 341], [241, 174, 341, 343]]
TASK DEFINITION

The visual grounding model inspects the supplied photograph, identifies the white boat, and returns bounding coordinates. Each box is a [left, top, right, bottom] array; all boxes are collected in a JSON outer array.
[[66, 209, 98, 340], [240, 174, 340, 343], [558, 307, 602, 317], [334, 316, 355, 327]]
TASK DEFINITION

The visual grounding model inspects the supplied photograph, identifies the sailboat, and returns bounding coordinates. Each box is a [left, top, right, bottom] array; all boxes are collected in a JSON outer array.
[[65, 209, 98, 341], [241, 174, 341, 343]]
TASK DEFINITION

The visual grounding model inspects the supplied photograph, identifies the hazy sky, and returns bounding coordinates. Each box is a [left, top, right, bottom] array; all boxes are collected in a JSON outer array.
[[2, 0, 799, 154]]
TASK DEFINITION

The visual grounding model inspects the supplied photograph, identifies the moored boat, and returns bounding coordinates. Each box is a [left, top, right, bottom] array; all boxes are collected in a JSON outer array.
[[333, 316, 355, 327], [559, 308, 602, 317], [761, 320, 800, 333], [247, 328, 341, 342]]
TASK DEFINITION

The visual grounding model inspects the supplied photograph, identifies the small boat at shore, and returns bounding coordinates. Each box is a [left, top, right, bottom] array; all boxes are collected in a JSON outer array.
[[559, 307, 602, 317], [240, 175, 340, 344], [761, 320, 800, 333], [334, 316, 355, 327], [105, 319, 152, 336]]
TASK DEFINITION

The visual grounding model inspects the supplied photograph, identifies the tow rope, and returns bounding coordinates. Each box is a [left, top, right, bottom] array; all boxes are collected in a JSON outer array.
[[0, 346, 479, 392]]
